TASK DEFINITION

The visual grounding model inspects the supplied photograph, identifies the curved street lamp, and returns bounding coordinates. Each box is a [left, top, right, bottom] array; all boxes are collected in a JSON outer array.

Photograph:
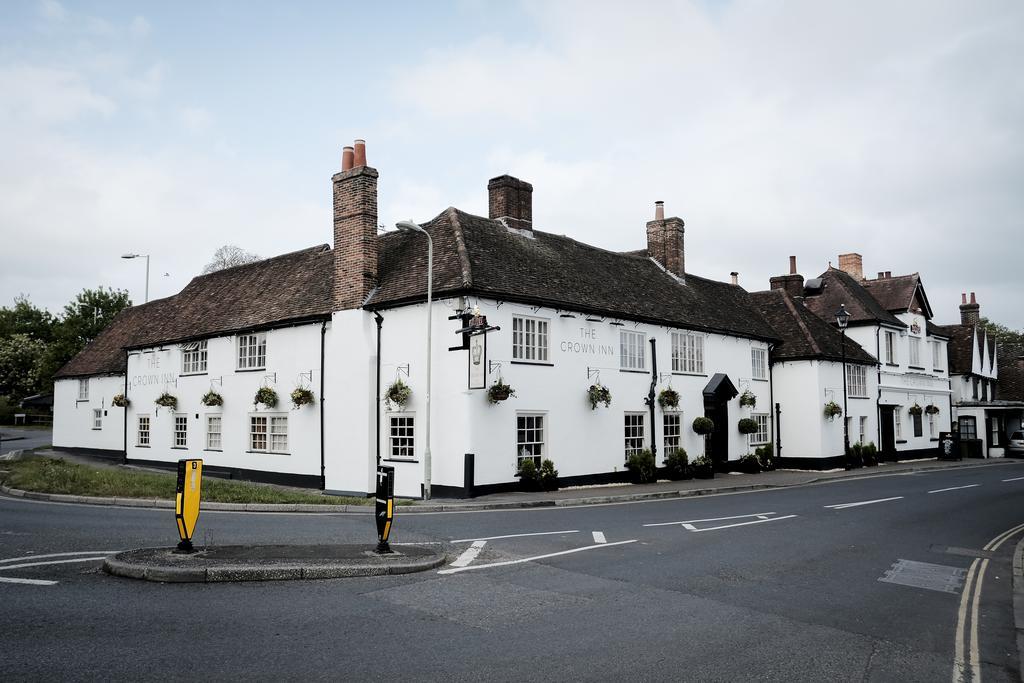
[[121, 253, 150, 303], [835, 304, 851, 460]]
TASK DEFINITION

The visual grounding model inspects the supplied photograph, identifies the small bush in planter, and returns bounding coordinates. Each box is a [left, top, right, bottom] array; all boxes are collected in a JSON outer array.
[[824, 401, 843, 420], [755, 443, 775, 471], [737, 453, 761, 474], [487, 378, 516, 404], [862, 441, 879, 467], [587, 383, 612, 410], [516, 458, 540, 491], [925, 404, 940, 415], [201, 390, 223, 407], [254, 386, 278, 408], [626, 449, 657, 484], [111, 393, 129, 408], [738, 390, 757, 408], [691, 454, 715, 479], [291, 387, 315, 408], [664, 448, 690, 480], [692, 416, 715, 435], [737, 417, 759, 435], [908, 403, 923, 417], [846, 443, 864, 469], [385, 379, 411, 410], [657, 387, 680, 409], [538, 458, 559, 491], [155, 392, 177, 409]]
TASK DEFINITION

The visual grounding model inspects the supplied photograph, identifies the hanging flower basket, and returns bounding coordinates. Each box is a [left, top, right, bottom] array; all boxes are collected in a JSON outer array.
[[487, 378, 516, 404], [738, 390, 757, 408], [657, 387, 680, 409], [201, 390, 223, 407], [291, 387, 315, 408], [155, 392, 177, 409], [908, 403, 923, 417], [254, 386, 278, 408], [384, 379, 411, 410], [111, 393, 129, 408], [692, 416, 715, 435], [737, 417, 759, 435], [925, 404, 940, 415], [587, 383, 612, 410], [824, 401, 843, 420]]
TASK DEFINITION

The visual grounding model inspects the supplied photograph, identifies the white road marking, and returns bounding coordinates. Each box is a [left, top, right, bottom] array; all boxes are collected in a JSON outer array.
[[592, 531, 606, 544], [450, 540, 486, 568], [683, 515, 798, 532], [0, 551, 123, 564], [928, 485, 979, 494], [1002, 476, 1024, 482], [0, 576, 58, 586], [451, 530, 579, 543], [824, 496, 903, 510], [952, 558, 979, 683], [968, 558, 987, 683], [0, 557, 109, 571], [438, 540, 637, 575], [643, 512, 777, 527]]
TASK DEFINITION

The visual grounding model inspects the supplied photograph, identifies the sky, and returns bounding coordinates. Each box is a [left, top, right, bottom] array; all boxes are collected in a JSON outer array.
[[1, 0, 1022, 328]]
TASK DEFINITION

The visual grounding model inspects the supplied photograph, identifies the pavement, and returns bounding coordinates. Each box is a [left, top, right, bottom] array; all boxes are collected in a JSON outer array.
[[1015, 538, 1024, 679]]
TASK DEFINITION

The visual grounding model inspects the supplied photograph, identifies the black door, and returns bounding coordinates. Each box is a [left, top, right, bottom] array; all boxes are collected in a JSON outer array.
[[879, 406, 895, 459], [705, 399, 729, 471]]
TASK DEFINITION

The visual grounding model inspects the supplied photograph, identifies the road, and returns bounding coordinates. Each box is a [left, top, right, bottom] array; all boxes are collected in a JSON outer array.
[[2, 460, 1023, 681], [0, 427, 52, 455]]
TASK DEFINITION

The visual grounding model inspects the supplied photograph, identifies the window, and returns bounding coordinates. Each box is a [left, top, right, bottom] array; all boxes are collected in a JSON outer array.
[[250, 415, 288, 453], [959, 416, 977, 440], [206, 415, 222, 450], [620, 331, 646, 370], [512, 316, 549, 362], [847, 365, 868, 398], [894, 409, 903, 440], [932, 341, 942, 370], [137, 415, 150, 446], [389, 415, 415, 459], [182, 340, 208, 374], [972, 378, 978, 400], [92, 409, 102, 430], [885, 332, 897, 364], [516, 414, 545, 468], [671, 332, 704, 374], [990, 417, 1002, 447], [981, 381, 988, 401], [237, 333, 267, 370], [859, 416, 867, 444], [928, 413, 937, 438], [751, 348, 767, 380], [912, 412, 923, 438], [663, 413, 682, 452], [78, 379, 89, 400], [909, 338, 921, 367], [624, 413, 645, 459], [749, 414, 770, 445], [173, 415, 188, 448]]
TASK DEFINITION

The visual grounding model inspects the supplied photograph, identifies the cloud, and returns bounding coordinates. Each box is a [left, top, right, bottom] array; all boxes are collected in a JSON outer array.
[[0, 65, 116, 124], [129, 16, 150, 39], [38, 0, 66, 22], [179, 106, 212, 133]]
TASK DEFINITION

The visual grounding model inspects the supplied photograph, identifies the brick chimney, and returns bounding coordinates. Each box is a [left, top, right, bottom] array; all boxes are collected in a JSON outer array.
[[646, 202, 685, 278], [488, 175, 533, 231], [959, 291, 980, 326], [837, 253, 864, 280], [770, 255, 805, 298], [332, 139, 379, 310]]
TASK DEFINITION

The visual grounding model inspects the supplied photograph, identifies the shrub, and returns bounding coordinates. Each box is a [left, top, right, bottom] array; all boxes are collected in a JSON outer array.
[[664, 448, 690, 480], [626, 449, 657, 484], [692, 416, 715, 435], [587, 384, 612, 410], [738, 390, 757, 408], [155, 392, 177, 409], [862, 441, 878, 467], [515, 458, 539, 490], [657, 387, 680, 409], [846, 443, 864, 469], [691, 454, 715, 479], [291, 387, 315, 408], [737, 453, 761, 474], [754, 443, 775, 471], [201, 390, 223, 407], [824, 401, 842, 420], [254, 386, 278, 408], [487, 379, 516, 404], [385, 379, 411, 410], [737, 418, 759, 435], [539, 459, 559, 491], [111, 393, 129, 408]]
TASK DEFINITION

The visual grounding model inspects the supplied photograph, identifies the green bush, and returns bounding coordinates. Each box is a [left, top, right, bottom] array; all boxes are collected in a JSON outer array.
[[539, 458, 559, 491], [846, 442, 864, 469], [737, 418, 758, 435], [754, 443, 775, 471], [657, 387, 680, 409], [516, 458, 539, 490], [626, 449, 657, 484], [862, 441, 878, 467], [691, 454, 715, 479], [664, 448, 690, 480], [737, 453, 761, 474], [692, 416, 715, 435]]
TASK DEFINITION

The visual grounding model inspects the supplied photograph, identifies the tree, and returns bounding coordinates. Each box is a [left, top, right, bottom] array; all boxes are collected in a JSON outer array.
[[202, 245, 261, 274], [979, 317, 1024, 346], [0, 334, 47, 400], [0, 295, 56, 342]]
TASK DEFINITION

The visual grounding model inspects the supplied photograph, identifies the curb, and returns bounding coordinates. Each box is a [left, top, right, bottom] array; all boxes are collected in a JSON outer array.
[[103, 546, 447, 583], [1013, 538, 1023, 680]]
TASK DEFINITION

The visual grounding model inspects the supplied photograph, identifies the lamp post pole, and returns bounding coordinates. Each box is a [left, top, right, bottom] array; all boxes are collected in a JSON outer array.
[[835, 304, 851, 460], [121, 253, 151, 303]]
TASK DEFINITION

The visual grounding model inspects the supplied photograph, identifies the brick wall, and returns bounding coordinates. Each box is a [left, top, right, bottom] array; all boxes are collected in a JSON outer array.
[[646, 216, 685, 278], [332, 166, 379, 310]]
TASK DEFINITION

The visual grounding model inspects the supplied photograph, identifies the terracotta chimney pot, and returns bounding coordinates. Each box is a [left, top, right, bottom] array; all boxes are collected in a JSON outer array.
[[353, 139, 367, 167], [655, 201, 665, 220], [341, 146, 354, 172], [789, 256, 797, 275]]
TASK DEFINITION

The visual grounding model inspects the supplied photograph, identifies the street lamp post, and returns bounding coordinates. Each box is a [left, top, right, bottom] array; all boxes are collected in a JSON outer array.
[[121, 253, 150, 303], [835, 304, 851, 461], [396, 220, 433, 500]]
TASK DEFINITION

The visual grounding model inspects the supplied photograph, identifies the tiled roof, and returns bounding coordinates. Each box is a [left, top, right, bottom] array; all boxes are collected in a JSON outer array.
[[932, 323, 975, 375], [750, 289, 878, 365], [369, 208, 780, 341], [996, 342, 1024, 401], [861, 273, 930, 316], [802, 268, 906, 328]]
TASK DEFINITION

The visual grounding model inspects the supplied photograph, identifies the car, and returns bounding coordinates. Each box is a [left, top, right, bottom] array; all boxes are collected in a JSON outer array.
[[1008, 431, 1024, 457]]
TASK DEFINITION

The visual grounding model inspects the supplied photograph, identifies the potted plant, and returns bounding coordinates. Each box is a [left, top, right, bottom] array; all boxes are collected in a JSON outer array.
[[908, 403, 923, 417], [691, 454, 715, 479], [516, 458, 540, 491], [587, 383, 612, 410], [692, 416, 715, 436], [925, 404, 940, 415], [664, 448, 690, 480], [737, 417, 759, 435], [111, 393, 129, 408], [254, 386, 278, 408], [487, 378, 516, 404], [755, 443, 775, 471], [657, 387, 680, 409], [824, 401, 842, 421], [538, 458, 559, 491], [155, 392, 177, 409], [738, 389, 757, 408], [626, 449, 657, 484], [291, 387, 315, 408], [385, 378, 411, 410], [201, 390, 223, 407], [846, 443, 864, 470], [738, 453, 761, 474]]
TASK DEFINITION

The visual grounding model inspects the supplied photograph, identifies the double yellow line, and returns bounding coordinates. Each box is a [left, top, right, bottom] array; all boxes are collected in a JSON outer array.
[[952, 521, 1024, 682]]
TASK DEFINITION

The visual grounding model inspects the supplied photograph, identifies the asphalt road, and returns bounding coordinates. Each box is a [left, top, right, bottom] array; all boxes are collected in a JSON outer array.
[[2, 460, 1023, 681], [0, 428, 52, 455]]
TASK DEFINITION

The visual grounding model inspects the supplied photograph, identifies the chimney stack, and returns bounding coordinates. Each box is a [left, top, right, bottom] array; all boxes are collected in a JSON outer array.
[[959, 291, 980, 326], [885, 271, 891, 278], [332, 139, 379, 310], [730, 271, 739, 286], [770, 256, 805, 298], [789, 255, 797, 275], [645, 201, 685, 278], [488, 175, 533, 231], [837, 253, 864, 280]]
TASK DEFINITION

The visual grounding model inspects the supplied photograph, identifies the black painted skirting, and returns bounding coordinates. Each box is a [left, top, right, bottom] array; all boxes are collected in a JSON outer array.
[[774, 454, 848, 471], [127, 457, 323, 490], [53, 446, 125, 461], [433, 469, 636, 499]]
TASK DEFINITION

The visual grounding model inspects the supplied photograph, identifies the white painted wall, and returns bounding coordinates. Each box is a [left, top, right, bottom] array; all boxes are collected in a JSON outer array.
[[52, 376, 127, 452]]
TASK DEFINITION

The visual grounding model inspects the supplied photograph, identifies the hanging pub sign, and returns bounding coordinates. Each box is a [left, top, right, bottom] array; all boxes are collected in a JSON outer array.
[[469, 332, 486, 389]]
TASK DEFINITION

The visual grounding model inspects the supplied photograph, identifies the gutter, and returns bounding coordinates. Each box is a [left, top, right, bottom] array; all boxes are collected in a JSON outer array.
[[319, 320, 327, 490]]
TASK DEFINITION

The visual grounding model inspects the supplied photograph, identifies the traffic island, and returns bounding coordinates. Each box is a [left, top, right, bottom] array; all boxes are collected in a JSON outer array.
[[104, 544, 446, 583]]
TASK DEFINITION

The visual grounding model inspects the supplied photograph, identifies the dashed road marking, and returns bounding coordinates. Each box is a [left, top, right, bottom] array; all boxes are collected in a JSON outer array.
[[928, 484, 979, 494], [592, 531, 606, 544], [824, 496, 903, 510], [644, 512, 778, 528], [450, 540, 486, 568], [1002, 476, 1024, 482], [451, 530, 579, 543], [439, 539, 637, 575], [644, 512, 797, 532], [0, 557, 110, 571], [0, 576, 58, 586], [0, 551, 123, 564]]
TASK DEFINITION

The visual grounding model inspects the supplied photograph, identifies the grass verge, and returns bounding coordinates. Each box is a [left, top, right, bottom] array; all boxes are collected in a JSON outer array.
[[0, 456, 389, 506]]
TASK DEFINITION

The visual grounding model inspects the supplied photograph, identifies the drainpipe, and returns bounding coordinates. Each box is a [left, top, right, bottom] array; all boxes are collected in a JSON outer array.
[[768, 343, 777, 460], [319, 321, 327, 490], [374, 311, 384, 468], [122, 350, 129, 464], [647, 338, 658, 461], [876, 327, 882, 448]]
